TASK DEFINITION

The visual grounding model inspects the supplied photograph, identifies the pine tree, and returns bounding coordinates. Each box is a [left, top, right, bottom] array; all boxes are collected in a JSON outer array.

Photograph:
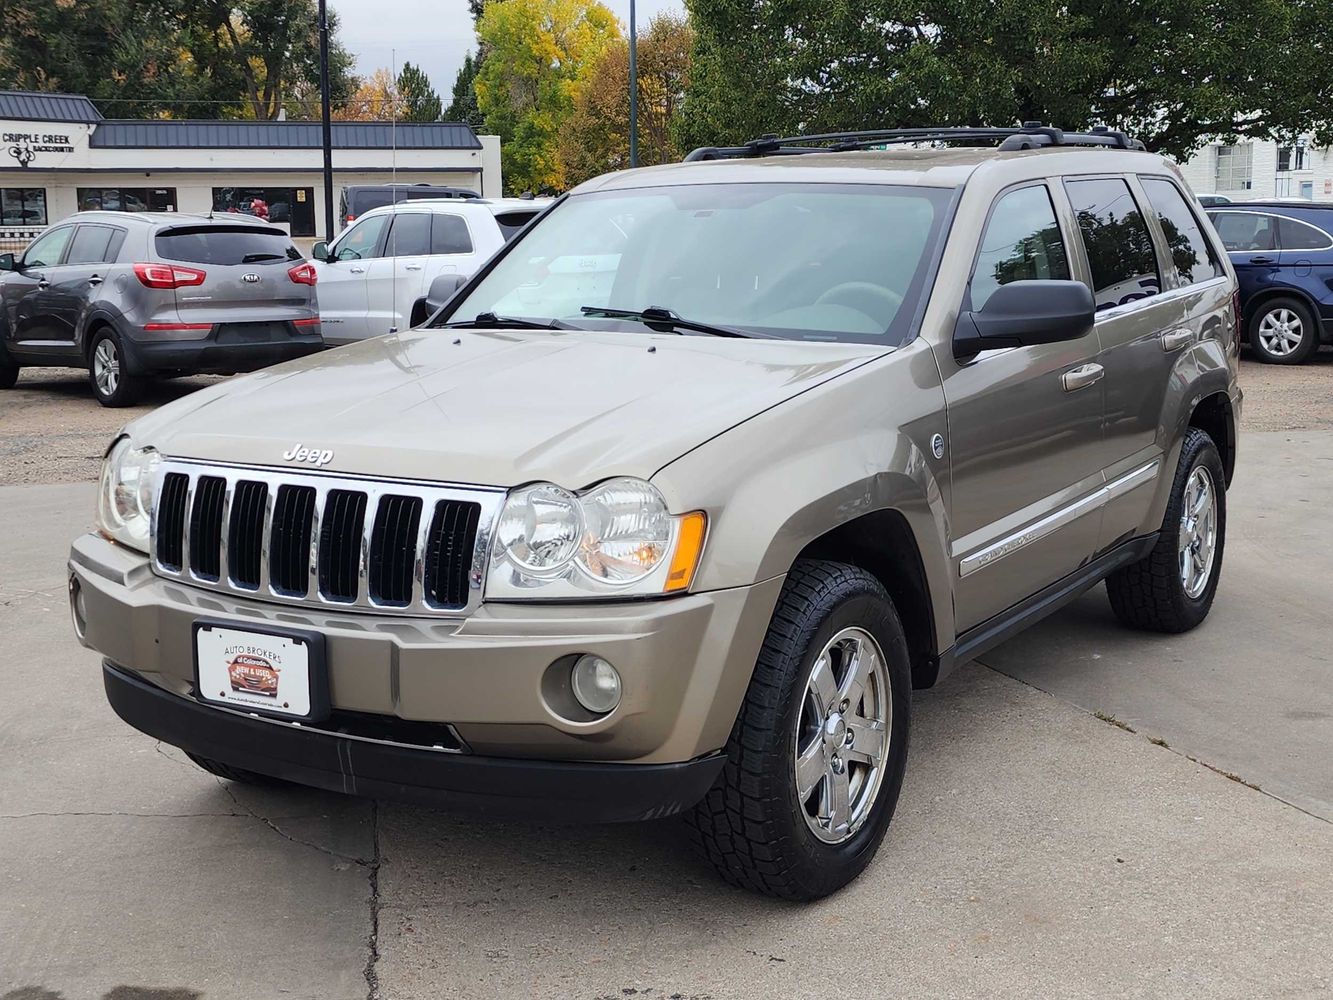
[[443, 52, 483, 128], [397, 61, 442, 122]]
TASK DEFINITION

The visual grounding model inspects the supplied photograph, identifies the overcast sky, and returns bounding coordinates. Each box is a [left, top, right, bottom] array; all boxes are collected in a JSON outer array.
[[327, 0, 685, 108]]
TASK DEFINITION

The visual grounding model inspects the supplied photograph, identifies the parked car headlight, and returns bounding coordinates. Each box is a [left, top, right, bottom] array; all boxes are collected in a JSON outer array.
[[96, 438, 160, 553], [486, 477, 706, 599]]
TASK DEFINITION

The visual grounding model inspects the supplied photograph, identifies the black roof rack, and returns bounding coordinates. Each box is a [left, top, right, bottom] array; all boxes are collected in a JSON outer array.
[[683, 123, 1145, 162]]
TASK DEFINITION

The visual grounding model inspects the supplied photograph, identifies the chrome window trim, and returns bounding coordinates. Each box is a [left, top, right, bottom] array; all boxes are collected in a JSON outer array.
[[151, 459, 504, 618], [959, 460, 1159, 577], [1208, 209, 1333, 252]]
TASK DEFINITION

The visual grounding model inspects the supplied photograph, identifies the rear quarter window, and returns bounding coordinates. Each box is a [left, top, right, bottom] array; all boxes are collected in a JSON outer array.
[[1138, 177, 1224, 286], [155, 226, 301, 265], [1277, 216, 1332, 251], [493, 210, 538, 241]]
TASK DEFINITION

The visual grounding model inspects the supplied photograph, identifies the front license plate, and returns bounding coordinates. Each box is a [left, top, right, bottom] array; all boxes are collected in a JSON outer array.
[[193, 621, 327, 721]]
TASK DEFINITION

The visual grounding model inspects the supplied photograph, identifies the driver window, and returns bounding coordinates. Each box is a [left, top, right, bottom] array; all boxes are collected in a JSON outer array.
[[334, 215, 389, 260], [23, 226, 74, 268], [971, 186, 1070, 311]]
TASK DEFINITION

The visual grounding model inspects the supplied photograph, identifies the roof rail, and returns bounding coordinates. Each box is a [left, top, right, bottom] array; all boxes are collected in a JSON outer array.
[[683, 123, 1145, 162]]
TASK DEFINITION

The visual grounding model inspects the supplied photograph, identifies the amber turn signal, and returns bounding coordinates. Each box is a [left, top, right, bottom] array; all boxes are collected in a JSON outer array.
[[664, 511, 707, 593]]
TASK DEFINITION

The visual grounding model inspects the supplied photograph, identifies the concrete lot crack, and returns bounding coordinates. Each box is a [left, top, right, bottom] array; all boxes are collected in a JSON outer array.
[[976, 659, 1333, 827], [211, 775, 375, 865], [363, 799, 383, 1000]]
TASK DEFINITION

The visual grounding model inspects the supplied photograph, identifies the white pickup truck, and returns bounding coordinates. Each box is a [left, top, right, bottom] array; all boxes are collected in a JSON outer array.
[[311, 197, 548, 344]]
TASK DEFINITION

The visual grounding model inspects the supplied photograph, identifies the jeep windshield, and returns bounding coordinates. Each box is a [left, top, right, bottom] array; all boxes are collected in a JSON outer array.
[[436, 182, 955, 344]]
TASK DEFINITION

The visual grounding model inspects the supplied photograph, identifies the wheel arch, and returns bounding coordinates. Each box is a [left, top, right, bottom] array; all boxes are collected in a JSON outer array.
[[1188, 390, 1237, 487], [1242, 285, 1320, 330]]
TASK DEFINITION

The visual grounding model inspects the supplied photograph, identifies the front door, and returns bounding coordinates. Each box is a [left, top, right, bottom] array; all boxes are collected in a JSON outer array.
[[1, 225, 75, 356], [938, 182, 1107, 631], [315, 214, 390, 345]]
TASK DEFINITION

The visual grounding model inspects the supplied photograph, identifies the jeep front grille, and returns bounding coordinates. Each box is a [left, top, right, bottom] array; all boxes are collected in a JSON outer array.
[[152, 461, 503, 616]]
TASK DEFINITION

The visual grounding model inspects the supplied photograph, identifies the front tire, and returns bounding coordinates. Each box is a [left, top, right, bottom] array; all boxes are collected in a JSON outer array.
[[1105, 428, 1226, 632], [0, 354, 16, 389], [1249, 297, 1319, 364], [686, 560, 911, 900], [88, 328, 145, 407]]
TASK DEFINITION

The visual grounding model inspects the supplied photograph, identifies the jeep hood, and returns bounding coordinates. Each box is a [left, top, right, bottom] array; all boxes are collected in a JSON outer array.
[[127, 329, 889, 487]]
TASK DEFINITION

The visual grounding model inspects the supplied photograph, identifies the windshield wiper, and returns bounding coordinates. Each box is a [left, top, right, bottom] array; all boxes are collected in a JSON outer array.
[[580, 305, 767, 339], [444, 311, 575, 330], [241, 252, 285, 263]]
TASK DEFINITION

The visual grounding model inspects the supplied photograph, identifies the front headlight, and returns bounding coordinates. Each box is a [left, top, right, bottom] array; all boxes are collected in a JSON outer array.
[[486, 477, 706, 600], [96, 438, 161, 553]]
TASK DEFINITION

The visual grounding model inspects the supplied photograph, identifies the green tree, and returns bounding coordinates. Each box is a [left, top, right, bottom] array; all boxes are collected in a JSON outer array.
[[397, 61, 442, 122], [561, 13, 693, 185], [681, 0, 1333, 159], [475, 0, 621, 193], [444, 52, 484, 127]]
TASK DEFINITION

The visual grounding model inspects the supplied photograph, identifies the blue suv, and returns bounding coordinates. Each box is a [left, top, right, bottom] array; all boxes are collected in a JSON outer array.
[[1206, 202, 1333, 364]]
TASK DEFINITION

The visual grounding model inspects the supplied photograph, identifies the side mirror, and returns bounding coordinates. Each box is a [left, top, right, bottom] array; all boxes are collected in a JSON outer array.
[[311, 241, 330, 263], [0, 252, 16, 271], [953, 279, 1095, 359], [414, 273, 468, 326]]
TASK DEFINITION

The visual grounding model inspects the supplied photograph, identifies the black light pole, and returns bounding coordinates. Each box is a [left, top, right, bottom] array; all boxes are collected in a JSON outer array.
[[318, 0, 335, 242], [628, 0, 638, 167]]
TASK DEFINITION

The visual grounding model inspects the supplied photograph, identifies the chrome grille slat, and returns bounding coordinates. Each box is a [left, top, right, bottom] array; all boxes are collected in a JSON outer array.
[[151, 460, 503, 618]]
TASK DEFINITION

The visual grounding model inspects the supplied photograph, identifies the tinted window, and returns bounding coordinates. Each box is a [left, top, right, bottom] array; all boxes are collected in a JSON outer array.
[[445, 183, 954, 345], [155, 226, 301, 265], [1277, 216, 1331, 251], [1139, 177, 1223, 286], [493, 210, 538, 241], [971, 185, 1070, 310], [350, 187, 478, 217], [66, 225, 116, 265], [385, 213, 431, 257], [430, 214, 473, 254], [1210, 211, 1278, 252], [22, 226, 72, 267], [334, 215, 389, 260], [1, 187, 46, 226], [1066, 178, 1161, 310]]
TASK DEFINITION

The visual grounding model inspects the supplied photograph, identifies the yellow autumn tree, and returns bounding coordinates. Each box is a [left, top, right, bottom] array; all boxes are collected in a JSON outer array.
[[475, 0, 620, 193], [333, 67, 396, 120]]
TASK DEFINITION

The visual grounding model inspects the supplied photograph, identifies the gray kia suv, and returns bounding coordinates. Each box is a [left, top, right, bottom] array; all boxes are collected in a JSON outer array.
[[70, 125, 1240, 899], [0, 211, 322, 406]]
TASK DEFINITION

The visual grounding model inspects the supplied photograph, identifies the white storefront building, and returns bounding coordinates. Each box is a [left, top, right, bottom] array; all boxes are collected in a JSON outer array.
[[0, 90, 501, 248], [1178, 138, 1333, 202]]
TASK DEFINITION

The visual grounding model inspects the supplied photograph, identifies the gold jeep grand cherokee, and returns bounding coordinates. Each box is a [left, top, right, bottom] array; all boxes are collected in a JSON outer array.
[[70, 125, 1241, 899]]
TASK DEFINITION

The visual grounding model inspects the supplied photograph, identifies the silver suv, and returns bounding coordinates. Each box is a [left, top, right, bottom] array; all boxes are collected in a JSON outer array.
[[69, 126, 1241, 899], [0, 212, 321, 406]]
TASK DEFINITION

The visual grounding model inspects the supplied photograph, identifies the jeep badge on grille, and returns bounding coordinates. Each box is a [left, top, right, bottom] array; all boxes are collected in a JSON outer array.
[[283, 444, 334, 467]]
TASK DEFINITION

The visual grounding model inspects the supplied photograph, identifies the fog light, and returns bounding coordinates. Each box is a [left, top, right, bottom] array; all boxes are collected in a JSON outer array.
[[570, 654, 621, 715]]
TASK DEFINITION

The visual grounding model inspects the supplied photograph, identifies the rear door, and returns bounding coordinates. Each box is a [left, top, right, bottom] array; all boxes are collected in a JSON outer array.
[[1, 224, 75, 353], [1207, 209, 1283, 303], [316, 213, 391, 344], [154, 225, 313, 335], [47, 223, 123, 351]]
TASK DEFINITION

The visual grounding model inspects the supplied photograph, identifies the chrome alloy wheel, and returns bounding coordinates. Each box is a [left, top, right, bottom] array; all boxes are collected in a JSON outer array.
[[1179, 465, 1218, 600], [1257, 307, 1304, 357], [793, 626, 891, 844], [93, 339, 119, 397]]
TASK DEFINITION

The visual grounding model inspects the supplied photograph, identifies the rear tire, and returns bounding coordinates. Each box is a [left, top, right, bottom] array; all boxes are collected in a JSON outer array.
[[1105, 428, 1226, 633], [87, 328, 146, 407], [685, 559, 911, 900], [1248, 297, 1319, 364], [0, 355, 16, 389], [186, 751, 287, 786]]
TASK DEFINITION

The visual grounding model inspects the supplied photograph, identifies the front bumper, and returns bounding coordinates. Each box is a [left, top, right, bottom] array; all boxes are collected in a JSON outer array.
[[103, 662, 725, 821], [71, 531, 782, 776]]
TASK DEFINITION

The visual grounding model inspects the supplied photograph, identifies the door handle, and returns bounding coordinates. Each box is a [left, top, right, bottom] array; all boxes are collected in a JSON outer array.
[[404, 264, 423, 271], [349, 266, 366, 274], [1161, 328, 1192, 351], [88, 275, 102, 286], [36, 278, 49, 289], [1249, 255, 1276, 265], [1061, 363, 1104, 392]]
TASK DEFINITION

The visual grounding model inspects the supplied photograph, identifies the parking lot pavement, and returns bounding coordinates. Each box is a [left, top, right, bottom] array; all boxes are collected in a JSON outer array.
[[982, 428, 1333, 822], [5, 459, 1333, 998]]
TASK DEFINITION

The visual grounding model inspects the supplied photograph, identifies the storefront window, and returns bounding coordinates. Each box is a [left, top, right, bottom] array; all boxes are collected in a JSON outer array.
[[212, 186, 316, 237], [1, 188, 47, 226], [78, 187, 176, 213]]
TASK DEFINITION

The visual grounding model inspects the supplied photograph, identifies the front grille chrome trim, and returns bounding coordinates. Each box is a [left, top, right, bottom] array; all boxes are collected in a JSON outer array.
[[151, 459, 504, 618]]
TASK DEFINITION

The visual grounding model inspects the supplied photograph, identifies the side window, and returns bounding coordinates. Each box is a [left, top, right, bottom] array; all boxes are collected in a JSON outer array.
[[1210, 211, 1278, 252], [970, 185, 1070, 310], [1065, 177, 1161, 310], [431, 214, 474, 255], [1139, 177, 1224, 286], [66, 225, 116, 266], [104, 228, 127, 263], [22, 226, 73, 268], [384, 213, 431, 257], [333, 214, 389, 260], [1277, 216, 1331, 251]]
